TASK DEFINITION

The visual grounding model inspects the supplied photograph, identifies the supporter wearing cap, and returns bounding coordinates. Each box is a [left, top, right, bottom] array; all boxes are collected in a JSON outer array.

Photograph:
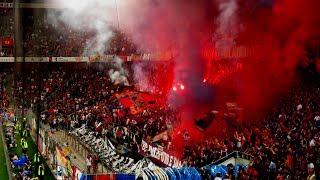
[[269, 161, 277, 179], [307, 163, 316, 180]]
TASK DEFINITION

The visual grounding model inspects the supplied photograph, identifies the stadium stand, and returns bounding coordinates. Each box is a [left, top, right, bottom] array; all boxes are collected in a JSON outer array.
[[0, 3, 319, 180]]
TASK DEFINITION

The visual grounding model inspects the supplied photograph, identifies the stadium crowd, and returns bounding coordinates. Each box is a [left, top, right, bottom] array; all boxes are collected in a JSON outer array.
[[0, 8, 13, 37], [0, 6, 318, 180], [0, 8, 137, 57], [182, 85, 320, 179], [13, 62, 172, 144], [10, 62, 319, 179], [22, 18, 136, 57]]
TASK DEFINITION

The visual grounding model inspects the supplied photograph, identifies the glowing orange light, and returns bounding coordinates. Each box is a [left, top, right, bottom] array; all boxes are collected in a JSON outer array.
[[173, 86, 177, 91], [180, 84, 185, 90]]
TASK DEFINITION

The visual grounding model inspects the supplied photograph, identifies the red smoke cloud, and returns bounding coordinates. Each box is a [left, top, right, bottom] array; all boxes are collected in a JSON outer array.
[[119, 0, 320, 129], [236, 0, 320, 120]]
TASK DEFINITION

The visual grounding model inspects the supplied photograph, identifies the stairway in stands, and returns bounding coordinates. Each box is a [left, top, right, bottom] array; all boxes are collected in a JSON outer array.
[[5, 72, 18, 122]]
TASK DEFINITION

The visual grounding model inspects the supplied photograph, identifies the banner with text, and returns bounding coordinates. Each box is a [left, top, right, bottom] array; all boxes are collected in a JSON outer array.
[[0, 3, 13, 8], [50, 57, 89, 62], [89, 54, 115, 62], [141, 139, 182, 168]]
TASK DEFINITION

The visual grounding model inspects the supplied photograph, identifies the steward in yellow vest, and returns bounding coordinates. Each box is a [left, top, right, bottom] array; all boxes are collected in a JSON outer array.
[[38, 163, 45, 180], [22, 140, 28, 154], [34, 152, 41, 174], [22, 129, 28, 137], [20, 137, 24, 147], [34, 152, 40, 163]]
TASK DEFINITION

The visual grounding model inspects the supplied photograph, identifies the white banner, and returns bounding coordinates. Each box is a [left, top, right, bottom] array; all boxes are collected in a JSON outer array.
[[25, 57, 49, 62], [141, 139, 182, 168], [51, 57, 89, 62], [89, 54, 115, 62], [0, 55, 171, 62], [0, 3, 13, 8], [0, 57, 14, 62]]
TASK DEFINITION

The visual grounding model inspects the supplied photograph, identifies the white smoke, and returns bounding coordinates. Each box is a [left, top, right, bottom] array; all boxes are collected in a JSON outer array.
[[47, 0, 130, 85], [214, 0, 239, 51], [132, 62, 156, 93], [47, 0, 117, 55], [108, 56, 129, 85], [46, 0, 240, 93]]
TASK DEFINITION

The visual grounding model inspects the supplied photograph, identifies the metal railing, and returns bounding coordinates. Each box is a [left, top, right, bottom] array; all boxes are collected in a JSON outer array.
[[62, 131, 114, 174], [209, 151, 253, 166]]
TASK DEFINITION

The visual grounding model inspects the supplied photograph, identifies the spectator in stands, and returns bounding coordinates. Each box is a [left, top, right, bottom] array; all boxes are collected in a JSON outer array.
[[227, 163, 235, 180], [21, 167, 30, 179], [307, 163, 316, 180], [214, 173, 222, 180], [92, 155, 98, 174], [12, 153, 18, 161], [86, 154, 92, 174]]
